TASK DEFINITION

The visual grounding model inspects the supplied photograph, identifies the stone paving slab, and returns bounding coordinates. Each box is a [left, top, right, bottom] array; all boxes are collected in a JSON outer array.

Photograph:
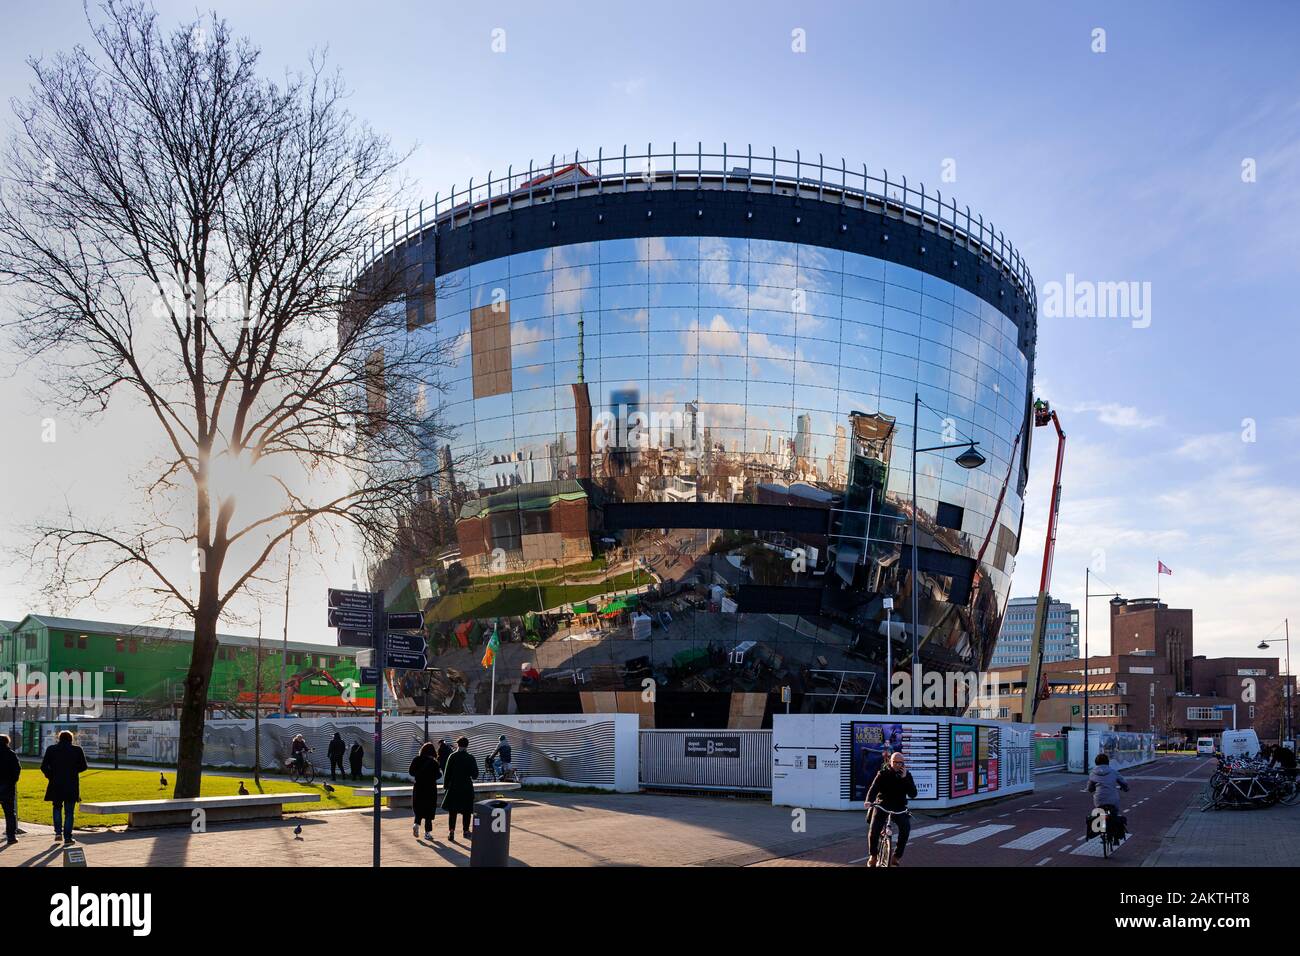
[[0, 792, 865, 868], [1143, 792, 1300, 867]]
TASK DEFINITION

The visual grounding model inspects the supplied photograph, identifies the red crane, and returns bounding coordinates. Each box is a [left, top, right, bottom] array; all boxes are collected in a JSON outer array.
[[1024, 399, 1066, 722]]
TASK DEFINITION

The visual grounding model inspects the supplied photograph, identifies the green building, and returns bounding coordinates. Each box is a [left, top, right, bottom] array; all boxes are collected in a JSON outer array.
[[0, 614, 373, 718]]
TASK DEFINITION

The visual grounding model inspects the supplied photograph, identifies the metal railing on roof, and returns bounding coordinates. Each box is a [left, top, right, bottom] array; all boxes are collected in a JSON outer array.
[[351, 143, 1036, 312]]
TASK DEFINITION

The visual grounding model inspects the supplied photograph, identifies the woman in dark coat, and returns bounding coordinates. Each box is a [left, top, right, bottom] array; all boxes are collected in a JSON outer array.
[[408, 742, 442, 840], [436, 738, 452, 769], [40, 730, 88, 844], [440, 736, 478, 841], [349, 742, 365, 780]]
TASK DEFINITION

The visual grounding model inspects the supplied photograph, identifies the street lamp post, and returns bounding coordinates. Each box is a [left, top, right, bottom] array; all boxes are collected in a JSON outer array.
[[1083, 568, 1123, 772], [1258, 618, 1292, 746], [105, 689, 127, 770], [910, 392, 985, 714], [884, 597, 894, 715]]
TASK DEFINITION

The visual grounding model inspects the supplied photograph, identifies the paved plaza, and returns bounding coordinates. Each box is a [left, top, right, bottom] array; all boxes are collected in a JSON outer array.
[[1, 756, 1292, 867]]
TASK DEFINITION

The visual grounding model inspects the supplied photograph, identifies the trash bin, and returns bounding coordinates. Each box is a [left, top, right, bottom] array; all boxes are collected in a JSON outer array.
[[469, 799, 513, 867]]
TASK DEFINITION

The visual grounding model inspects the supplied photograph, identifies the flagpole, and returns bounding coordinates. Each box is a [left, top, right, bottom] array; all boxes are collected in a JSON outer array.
[[491, 656, 496, 715]]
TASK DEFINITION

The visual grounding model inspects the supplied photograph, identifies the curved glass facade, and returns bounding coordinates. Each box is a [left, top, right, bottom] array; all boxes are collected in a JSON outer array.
[[400, 234, 1032, 723]]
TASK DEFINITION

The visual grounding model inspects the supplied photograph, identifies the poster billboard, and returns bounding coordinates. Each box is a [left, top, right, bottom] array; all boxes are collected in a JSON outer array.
[[950, 724, 976, 798], [976, 725, 999, 792], [851, 721, 939, 801]]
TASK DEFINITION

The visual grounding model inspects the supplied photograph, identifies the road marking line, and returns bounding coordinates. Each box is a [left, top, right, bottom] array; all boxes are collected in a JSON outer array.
[[909, 823, 963, 839], [938, 824, 1015, 846], [1000, 827, 1072, 851]]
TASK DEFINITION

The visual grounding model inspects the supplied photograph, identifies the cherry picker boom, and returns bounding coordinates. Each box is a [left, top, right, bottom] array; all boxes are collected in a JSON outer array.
[[1025, 399, 1065, 723]]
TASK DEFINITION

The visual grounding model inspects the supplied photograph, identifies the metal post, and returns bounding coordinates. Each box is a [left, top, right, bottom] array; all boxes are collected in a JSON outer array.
[[885, 599, 894, 715], [910, 393, 920, 714], [1084, 568, 1090, 773], [112, 693, 120, 770], [1287, 619, 1293, 746], [372, 590, 385, 868], [280, 528, 293, 716], [423, 670, 430, 743]]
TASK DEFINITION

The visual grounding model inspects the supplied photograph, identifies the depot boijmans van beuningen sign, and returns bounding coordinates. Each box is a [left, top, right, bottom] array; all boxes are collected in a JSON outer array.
[[684, 735, 741, 758]]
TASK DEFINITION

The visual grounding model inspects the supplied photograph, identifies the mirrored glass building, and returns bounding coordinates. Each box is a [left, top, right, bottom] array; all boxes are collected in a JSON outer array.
[[358, 148, 1038, 727]]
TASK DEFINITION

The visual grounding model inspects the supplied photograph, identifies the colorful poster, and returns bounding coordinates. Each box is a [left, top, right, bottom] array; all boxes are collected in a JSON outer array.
[[977, 725, 999, 792], [950, 724, 976, 798], [852, 721, 940, 801]]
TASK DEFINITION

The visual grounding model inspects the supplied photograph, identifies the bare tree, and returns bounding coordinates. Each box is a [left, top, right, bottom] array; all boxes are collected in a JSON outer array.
[[0, 2, 454, 796]]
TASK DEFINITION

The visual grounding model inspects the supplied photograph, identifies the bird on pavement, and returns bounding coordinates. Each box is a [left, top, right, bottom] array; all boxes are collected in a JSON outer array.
[[159, 773, 167, 788], [238, 782, 249, 795], [293, 823, 303, 839], [322, 782, 335, 793]]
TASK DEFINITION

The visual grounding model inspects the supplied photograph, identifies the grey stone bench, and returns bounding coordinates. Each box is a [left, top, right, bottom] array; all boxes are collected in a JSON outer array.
[[353, 781, 520, 809], [78, 792, 322, 828]]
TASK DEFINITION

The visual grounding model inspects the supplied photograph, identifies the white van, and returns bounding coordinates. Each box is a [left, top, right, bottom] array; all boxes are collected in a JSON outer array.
[[1196, 736, 1216, 755], [1219, 729, 1261, 757]]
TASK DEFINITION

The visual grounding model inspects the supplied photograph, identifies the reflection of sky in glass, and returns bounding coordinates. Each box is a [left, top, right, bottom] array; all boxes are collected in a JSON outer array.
[[429, 236, 1030, 578]]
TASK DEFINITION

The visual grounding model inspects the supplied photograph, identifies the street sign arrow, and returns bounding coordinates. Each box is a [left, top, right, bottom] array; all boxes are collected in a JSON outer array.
[[336, 628, 373, 648], [384, 649, 427, 670], [328, 588, 372, 609], [386, 611, 425, 631], [385, 633, 427, 655], [328, 607, 372, 629]]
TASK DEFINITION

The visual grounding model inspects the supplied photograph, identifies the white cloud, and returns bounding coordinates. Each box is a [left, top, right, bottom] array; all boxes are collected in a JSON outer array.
[[1071, 401, 1164, 429]]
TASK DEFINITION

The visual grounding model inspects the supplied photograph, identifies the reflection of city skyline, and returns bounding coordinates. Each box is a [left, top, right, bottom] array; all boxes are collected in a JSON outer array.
[[386, 229, 1033, 721]]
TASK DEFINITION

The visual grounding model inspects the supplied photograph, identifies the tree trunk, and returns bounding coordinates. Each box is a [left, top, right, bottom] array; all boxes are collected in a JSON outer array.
[[175, 598, 221, 798]]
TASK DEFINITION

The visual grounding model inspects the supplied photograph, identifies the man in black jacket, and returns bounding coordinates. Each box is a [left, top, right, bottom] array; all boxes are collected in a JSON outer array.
[[0, 734, 20, 844], [327, 733, 346, 780], [865, 751, 918, 866], [41, 730, 88, 845]]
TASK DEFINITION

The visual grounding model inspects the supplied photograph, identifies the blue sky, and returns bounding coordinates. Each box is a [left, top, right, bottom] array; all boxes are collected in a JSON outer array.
[[1, 0, 1296, 657]]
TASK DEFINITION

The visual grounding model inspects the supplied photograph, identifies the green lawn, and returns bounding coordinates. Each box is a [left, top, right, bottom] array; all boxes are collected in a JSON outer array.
[[429, 568, 651, 621], [14, 762, 374, 827]]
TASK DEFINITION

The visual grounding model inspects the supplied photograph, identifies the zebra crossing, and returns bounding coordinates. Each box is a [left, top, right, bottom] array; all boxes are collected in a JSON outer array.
[[904, 819, 1091, 857]]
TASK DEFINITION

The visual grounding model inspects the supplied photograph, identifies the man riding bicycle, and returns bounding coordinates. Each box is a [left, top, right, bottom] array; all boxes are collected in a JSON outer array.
[[865, 751, 917, 867], [1086, 753, 1130, 841], [290, 734, 311, 774]]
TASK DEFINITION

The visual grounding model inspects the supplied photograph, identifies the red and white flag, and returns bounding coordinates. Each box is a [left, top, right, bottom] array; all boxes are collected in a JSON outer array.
[[1157, 561, 1173, 576]]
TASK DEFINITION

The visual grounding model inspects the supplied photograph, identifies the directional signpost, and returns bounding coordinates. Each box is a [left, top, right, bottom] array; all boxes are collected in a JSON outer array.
[[326, 589, 432, 868]]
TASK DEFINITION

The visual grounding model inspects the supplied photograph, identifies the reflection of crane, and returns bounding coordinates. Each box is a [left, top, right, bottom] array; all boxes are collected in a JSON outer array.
[[1025, 399, 1066, 722], [282, 668, 353, 713]]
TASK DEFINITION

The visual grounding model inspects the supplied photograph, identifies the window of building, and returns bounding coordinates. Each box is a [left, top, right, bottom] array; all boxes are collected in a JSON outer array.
[[78, 635, 87, 649], [1248, 705, 1255, 719], [129, 638, 139, 654], [23, 635, 36, 650], [114, 671, 125, 685], [116, 638, 125, 652], [1187, 706, 1216, 721], [64, 635, 74, 649], [936, 501, 964, 530]]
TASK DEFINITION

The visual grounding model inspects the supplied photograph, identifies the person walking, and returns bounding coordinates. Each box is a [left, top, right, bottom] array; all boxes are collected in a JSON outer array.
[[436, 738, 452, 770], [408, 742, 442, 840], [349, 741, 365, 781], [441, 736, 478, 842], [40, 730, 88, 845], [0, 733, 20, 845], [327, 732, 346, 781]]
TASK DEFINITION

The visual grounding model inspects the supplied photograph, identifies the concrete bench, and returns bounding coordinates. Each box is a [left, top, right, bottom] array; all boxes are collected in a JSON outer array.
[[79, 792, 322, 829], [353, 781, 520, 809]]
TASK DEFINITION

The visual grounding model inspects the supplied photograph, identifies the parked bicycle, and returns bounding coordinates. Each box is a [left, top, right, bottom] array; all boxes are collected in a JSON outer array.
[[1201, 753, 1295, 810]]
